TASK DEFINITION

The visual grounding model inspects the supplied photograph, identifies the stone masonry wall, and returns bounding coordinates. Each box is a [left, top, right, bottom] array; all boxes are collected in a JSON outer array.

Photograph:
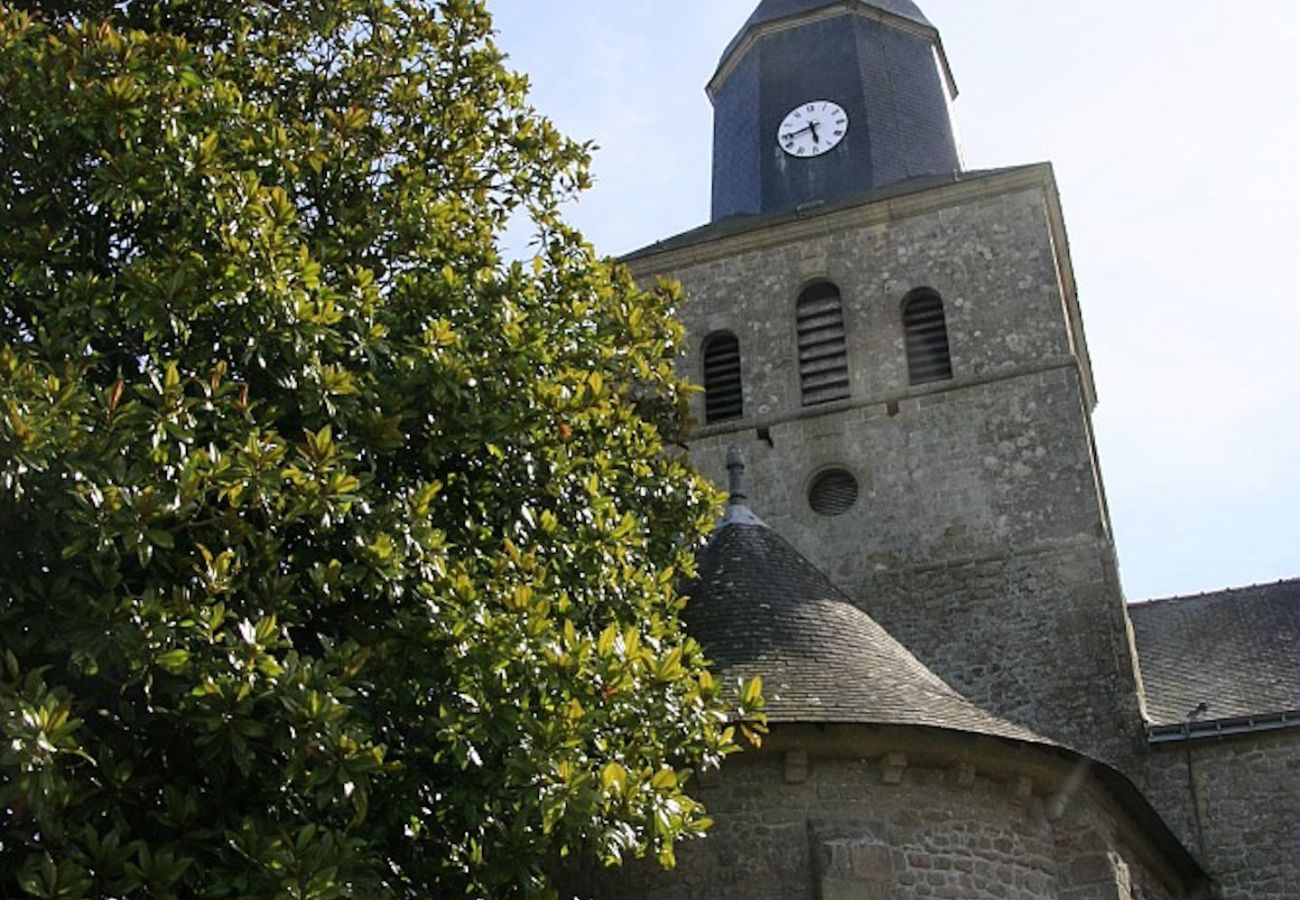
[[630, 175, 1146, 770], [576, 731, 1202, 900], [688, 368, 1104, 591], [862, 539, 1144, 770], [1142, 731, 1300, 900]]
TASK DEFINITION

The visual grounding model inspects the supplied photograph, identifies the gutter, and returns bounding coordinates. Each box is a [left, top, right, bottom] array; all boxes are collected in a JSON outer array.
[[1147, 710, 1300, 744]]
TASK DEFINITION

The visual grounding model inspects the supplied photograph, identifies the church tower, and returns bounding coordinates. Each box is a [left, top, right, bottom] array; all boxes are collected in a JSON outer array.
[[626, 0, 1148, 769]]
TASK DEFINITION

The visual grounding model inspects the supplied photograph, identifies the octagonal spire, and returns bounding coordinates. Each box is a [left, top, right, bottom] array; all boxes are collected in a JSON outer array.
[[709, 0, 961, 220], [713, 0, 950, 93]]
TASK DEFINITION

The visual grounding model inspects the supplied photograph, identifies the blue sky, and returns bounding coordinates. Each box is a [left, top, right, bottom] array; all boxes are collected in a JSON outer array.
[[490, 0, 1300, 602]]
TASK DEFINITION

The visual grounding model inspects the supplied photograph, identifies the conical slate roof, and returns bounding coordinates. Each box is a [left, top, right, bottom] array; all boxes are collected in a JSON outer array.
[[720, 0, 935, 68], [686, 507, 1051, 746]]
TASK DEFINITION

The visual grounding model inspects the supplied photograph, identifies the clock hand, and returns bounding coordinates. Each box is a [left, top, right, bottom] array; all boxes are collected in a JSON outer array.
[[782, 122, 816, 141]]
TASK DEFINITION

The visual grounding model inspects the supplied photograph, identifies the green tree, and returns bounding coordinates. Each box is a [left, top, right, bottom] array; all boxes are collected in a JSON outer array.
[[0, 2, 761, 896]]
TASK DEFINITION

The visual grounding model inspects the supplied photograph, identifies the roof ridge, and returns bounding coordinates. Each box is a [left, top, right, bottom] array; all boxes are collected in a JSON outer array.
[[1131, 577, 1300, 608]]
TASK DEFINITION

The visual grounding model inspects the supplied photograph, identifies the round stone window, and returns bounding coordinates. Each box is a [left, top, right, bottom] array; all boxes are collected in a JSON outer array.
[[808, 468, 859, 517]]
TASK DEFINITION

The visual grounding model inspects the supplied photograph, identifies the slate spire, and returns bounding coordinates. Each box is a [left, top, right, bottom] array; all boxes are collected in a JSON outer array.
[[718, 445, 767, 531], [710, 0, 961, 220], [717, 0, 936, 67]]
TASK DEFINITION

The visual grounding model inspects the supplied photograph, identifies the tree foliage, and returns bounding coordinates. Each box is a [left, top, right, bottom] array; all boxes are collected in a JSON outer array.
[[0, 2, 761, 896]]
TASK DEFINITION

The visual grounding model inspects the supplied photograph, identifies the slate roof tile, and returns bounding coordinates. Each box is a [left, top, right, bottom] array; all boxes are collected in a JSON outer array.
[[1130, 580, 1300, 726]]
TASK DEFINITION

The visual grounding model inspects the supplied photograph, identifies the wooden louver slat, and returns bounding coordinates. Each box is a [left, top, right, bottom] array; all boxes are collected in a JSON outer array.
[[703, 332, 744, 424], [797, 283, 850, 406]]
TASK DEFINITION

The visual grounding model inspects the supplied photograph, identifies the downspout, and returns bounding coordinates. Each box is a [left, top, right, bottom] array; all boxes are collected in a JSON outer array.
[[1183, 705, 1209, 861]]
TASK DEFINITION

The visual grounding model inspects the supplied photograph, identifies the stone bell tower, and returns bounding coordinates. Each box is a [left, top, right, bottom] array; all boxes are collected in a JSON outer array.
[[625, 0, 1148, 770]]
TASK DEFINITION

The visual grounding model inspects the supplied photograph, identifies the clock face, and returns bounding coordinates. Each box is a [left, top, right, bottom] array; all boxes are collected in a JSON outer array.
[[778, 101, 849, 158]]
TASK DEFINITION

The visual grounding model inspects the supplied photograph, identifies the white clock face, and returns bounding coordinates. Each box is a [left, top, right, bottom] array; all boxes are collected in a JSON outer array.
[[778, 101, 849, 158]]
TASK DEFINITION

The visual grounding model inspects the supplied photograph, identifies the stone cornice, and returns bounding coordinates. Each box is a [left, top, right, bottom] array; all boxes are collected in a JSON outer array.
[[748, 723, 1209, 891], [689, 356, 1082, 443], [627, 165, 1053, 273]]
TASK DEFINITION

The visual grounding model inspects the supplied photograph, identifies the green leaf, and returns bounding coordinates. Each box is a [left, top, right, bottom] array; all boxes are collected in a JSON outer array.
[[156, 649, 190, 674], [650, 768, 678, 791], [601, 762, 626, 792]]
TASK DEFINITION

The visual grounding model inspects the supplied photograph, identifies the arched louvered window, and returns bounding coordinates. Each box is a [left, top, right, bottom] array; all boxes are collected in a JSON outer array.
[[797, 282, 850, 406], [702, 331, 743, 424], [903, 288, 954, 385]]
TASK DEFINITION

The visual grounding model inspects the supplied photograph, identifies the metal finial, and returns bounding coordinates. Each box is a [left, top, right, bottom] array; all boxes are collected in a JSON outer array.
[[726, 445, 747, 505]]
